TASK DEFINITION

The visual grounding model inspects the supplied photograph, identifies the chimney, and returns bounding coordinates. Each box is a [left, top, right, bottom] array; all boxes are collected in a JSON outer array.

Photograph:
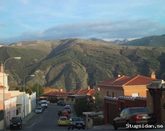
[[151, 71, 156, 80], [0, 63, 4, 73]]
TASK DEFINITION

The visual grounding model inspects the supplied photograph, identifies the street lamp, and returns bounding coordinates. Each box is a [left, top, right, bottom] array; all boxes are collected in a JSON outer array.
[[2, 56, 21, 130], [23, 74, 35, 117]]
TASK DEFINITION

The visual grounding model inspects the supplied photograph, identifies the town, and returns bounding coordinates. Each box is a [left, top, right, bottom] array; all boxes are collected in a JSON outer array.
[[0, 62, 165, 130], [1, 0, 165, 131]]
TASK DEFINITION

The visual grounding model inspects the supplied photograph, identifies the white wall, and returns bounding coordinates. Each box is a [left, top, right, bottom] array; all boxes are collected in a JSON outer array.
[[5, 97, 17, 126], [31, 92, 36, 110], [2, 92, 36, 127], [0, 65, 37, 129], [24, 92, 36, 117]]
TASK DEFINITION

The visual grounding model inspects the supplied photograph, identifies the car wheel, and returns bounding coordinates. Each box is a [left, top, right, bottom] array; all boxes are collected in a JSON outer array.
[[113, 121, 118, 130], [114, 125, 118, 130], [126, 120, 132, 130]]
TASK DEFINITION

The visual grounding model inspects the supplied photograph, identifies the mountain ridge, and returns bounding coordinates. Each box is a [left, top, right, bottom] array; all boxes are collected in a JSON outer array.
[[0, 37, 165, 90], [126, 34, 165, 46]]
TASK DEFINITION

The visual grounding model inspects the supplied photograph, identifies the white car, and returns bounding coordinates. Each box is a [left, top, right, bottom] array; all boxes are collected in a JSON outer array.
[[35, 107, 43, 113], [64, 105, 72, 113], [39, 100, 49, 104], [38, 100, 48, 108], [64, 105, 71, 109], [40, 102, 48, 108]]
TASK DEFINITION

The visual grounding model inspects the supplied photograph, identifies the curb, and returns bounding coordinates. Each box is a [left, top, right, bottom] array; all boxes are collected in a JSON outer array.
[[93, 125, 113, 130]]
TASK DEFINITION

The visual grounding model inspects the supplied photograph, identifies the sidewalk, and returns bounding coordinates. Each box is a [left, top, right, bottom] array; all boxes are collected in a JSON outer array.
[[93, 124, 113, 130], [0, 112, 36, 131], [23, 111, 36, 125]]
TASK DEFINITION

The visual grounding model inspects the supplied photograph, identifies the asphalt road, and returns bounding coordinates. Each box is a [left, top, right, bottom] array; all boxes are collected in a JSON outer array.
[[23, 103, 67, 131], [6, 103, 165, 131], [21, 103, 112, 131]]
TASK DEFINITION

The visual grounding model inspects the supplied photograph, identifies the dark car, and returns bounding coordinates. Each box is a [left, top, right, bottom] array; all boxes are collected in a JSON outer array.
[[57, 100, 66, 106], [68, 117, 85, 130], [113, 107, 156, 130], [10, 117, 22, 129]]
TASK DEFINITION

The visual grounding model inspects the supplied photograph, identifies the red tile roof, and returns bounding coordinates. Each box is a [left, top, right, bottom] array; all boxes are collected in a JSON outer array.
[[68, 89, 80, 95], [112, 76, 131, 86], [87, 89, 96, 96], [44, 91, 68, 97], [44, 88, 96, 97], [76, 89, 96, 96], [99, 76, 130, 86], [98, 78, 116, 86], [77, 89, 89, 95], [98, 75, 153, 87], [124, 75, 152, 85]]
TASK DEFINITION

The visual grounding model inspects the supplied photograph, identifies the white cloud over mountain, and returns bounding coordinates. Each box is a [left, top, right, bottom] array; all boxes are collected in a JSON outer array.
[[2, 20, 165, 43]]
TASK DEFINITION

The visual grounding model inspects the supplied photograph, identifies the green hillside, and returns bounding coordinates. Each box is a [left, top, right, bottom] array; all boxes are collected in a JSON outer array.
[[0, 39, 165, 90], [127, 34, 165, 46]]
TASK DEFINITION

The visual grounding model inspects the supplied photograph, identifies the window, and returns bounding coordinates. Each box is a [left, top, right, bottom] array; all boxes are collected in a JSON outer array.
[[112, 92, 115, 97], [16, 105, 21, 115], [120, 109, 128, 118], [132, 93, 139, 97], [106, 91, 109, 96]]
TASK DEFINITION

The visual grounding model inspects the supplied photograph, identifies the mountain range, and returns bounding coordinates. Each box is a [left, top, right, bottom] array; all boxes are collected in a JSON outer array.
[[0, 35, 165, 90], [126, 34, 165, 46]]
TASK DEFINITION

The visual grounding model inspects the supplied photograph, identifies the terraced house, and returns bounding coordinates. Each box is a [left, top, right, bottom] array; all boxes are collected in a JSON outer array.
[[0, 64, 36, 129], [97, 73, 156, 98]]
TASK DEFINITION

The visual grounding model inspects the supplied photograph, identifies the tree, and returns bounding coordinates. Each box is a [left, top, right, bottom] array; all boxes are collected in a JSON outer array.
[[29, 83, 43, 97], [74, 97, 93, 116], [93, 93, 104, 111]]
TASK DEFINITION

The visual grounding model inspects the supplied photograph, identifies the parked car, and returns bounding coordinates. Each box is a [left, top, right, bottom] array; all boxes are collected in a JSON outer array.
[[10, 117, 22, 129], [57, 116, 70, 126], [68, 117, 85, 130], [113, 107, 156, 130], [39, 99, 49, 104], [35, 106, 43, 114], [58, 110, 70, 118], [64, 105, 72, 113], [38, 101, 48, 108], [57, 100, 66, 106]]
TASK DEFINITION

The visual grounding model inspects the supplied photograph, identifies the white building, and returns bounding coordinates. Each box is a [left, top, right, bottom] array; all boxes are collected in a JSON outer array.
[[0, 64, 36, 129]]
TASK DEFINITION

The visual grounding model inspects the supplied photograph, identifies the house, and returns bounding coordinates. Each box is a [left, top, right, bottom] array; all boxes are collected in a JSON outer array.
[[43, 88, 96, 103], [147, 80, 165, 124], [97, 74, 155, 98], [0, 64, 36, 129]]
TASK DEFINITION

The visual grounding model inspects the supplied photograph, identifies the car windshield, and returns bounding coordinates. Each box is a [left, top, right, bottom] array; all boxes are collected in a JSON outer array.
[[36, 107, 42, 109], [11, 117, 21, 122], [72, 117, 82, 121], [41, 102, 47, 104], [129, 107, 148, 114], [60, 117, 67, 120]]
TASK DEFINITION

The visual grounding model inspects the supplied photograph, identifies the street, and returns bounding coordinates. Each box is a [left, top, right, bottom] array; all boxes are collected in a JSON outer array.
[[7, 103, 165, 131], [23, 103, 67, 131], [22, 103, 112, 131]]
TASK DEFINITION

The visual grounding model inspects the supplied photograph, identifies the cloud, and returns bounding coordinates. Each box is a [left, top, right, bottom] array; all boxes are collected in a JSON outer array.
[[40, 20, 165, 39], [2, 19, 165, 43]]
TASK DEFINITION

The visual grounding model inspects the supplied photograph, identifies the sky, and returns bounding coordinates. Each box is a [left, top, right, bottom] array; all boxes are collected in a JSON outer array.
[[0, 0, 165, 43]]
